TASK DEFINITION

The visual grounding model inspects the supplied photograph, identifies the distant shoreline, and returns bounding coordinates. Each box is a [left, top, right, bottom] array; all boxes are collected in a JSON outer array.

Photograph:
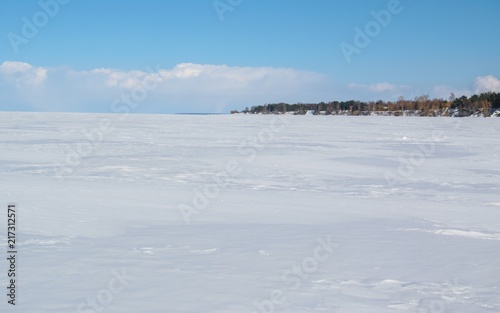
[[232, 109, 500, 118], [232, 92, 500, 117]]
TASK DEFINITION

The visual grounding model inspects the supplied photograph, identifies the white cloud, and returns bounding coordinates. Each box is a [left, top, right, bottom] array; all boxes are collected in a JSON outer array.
[[0, 61, 33, 74], [0, 61, 47, 86], [431, 75, 500, 100], [0, 61, 329, 113], [475, 75, 500, 93]]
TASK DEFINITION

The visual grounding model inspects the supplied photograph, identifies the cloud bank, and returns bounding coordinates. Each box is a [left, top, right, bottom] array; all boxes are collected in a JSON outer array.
[[0, 61, 330, 113], [2, 61, 500, 113], [475, 75, 500, 93]]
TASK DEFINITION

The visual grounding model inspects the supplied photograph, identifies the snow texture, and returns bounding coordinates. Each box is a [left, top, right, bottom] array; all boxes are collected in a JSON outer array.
[[0, 112, 499, 312]]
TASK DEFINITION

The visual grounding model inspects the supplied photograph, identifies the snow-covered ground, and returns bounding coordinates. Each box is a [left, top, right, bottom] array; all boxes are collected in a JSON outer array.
[[0, 112, 499, 313]]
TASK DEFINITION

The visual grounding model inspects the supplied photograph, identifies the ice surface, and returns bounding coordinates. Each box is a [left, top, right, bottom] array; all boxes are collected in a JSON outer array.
[[0, 112, 499, 312]]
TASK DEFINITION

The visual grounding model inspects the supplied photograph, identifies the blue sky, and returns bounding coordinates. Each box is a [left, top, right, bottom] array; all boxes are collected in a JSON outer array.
[[1, 0, 499, 113]]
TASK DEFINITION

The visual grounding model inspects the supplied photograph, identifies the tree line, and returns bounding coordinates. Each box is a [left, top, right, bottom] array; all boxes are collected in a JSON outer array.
[[232, 92, 500, 117]]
